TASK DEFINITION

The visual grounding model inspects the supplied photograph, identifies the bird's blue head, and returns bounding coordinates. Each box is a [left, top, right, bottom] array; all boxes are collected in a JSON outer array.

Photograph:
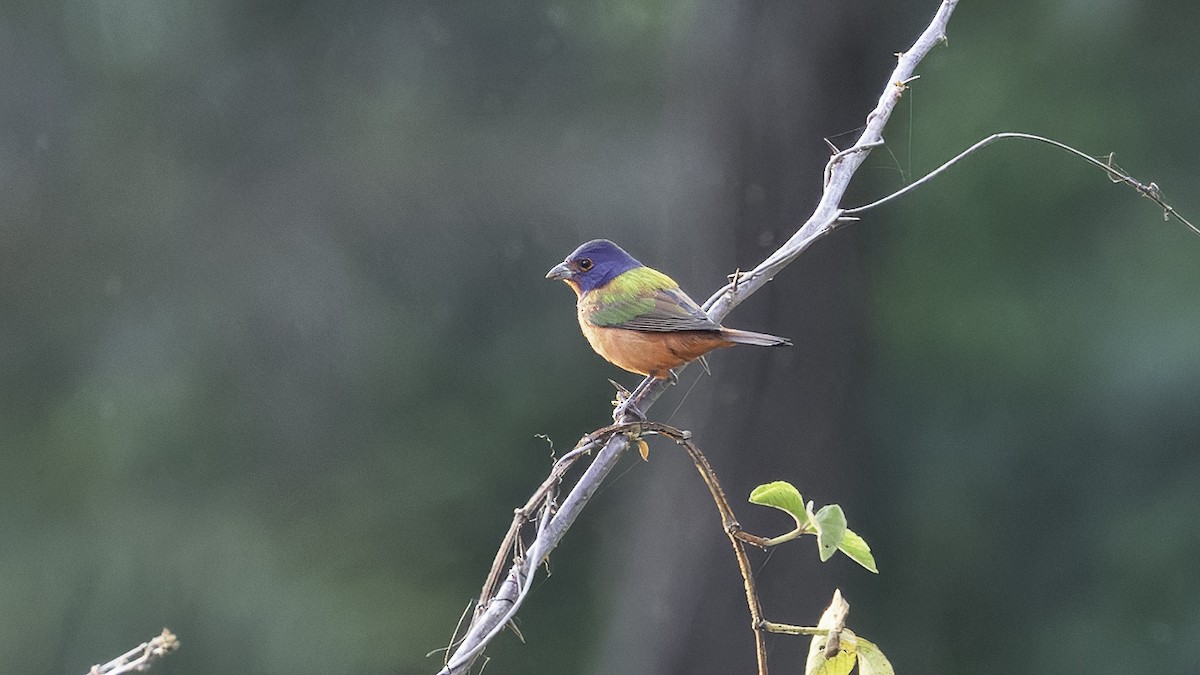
[[546, 239, 643, 294]]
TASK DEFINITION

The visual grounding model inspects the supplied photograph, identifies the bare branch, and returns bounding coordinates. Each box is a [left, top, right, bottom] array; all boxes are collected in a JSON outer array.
[[627, 0, 959, 417], [438, 427, 636, 674], [435, 2, 959, 672], [670, 427, 769, 674], [87, 628, 179, 675], [475, 440, 598, 617]]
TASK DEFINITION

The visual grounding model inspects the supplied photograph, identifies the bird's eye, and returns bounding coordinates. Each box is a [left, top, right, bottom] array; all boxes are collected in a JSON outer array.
[[578, 258, 594, 272]]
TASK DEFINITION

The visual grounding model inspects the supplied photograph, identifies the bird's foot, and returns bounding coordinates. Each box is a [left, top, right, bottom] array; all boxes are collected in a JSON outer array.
[[610, 378, 645, 421], [612, 396, 646, 423]]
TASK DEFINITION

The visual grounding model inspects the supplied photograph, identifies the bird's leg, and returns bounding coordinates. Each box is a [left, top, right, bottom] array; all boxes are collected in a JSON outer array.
[[611, 372, 679, 422], [612, 378, 653, 422], [610, 379, 642, 422], [612, 399, 646, 422], [612, 392, 645, 422]]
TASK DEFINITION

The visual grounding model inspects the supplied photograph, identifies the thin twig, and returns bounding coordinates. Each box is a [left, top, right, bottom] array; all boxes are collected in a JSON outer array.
[[760, 622, 829, 636], [645, 424, 844, 674], [87, 628, 179, 675], [436, 3, 960, 672], [569, 422, 776, 672], [669, 428, 770, 674], [842, 132, 1200, 237], [439, 427, 640, 674], [476, 440, 598, 616]]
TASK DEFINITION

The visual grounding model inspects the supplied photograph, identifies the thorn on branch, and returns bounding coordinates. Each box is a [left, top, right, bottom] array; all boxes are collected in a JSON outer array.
[[825, 140, 886, 186], [506, 618, 526, 644], [831, 140, 885, 164], [1100, 152, 1200, 235], [728, 268, 745, 294]]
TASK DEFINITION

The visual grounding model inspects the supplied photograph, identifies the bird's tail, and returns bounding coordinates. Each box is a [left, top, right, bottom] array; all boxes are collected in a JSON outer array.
[[719, 327, 793, 347]]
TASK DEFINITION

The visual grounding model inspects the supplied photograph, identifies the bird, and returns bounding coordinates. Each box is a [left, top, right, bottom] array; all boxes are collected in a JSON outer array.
[[546, 239, 792, 389]]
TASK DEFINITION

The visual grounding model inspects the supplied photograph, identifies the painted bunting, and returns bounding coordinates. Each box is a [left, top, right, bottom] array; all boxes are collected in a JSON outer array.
[[546, 239, 792, 381]]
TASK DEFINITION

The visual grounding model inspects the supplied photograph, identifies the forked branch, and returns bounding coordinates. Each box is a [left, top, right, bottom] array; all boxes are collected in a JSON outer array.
[[435, 0, 1200, 670], [437, 3, 961, 672], [629, 0, 961, 415], [436, 2, 960, 667]]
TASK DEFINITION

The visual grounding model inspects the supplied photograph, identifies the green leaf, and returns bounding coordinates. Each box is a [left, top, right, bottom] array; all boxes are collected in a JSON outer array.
[[838, 528, 878, 573], [749, 481, 808, 529], [813, 504, 847, 562], [805, 645, 856, 675], [855, 637, 895, 675]]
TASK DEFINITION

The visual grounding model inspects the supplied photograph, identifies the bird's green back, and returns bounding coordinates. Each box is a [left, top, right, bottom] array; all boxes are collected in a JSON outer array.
[[585, 267, 720, 332]]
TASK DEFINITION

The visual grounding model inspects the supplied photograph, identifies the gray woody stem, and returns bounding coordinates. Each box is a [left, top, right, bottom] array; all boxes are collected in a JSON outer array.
[[87, 628, 179, 675], [437, 2, 958, 672]]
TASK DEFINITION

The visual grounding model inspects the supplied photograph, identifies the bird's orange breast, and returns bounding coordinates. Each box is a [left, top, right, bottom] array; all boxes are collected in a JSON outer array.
[[578, 321, 735, 378]]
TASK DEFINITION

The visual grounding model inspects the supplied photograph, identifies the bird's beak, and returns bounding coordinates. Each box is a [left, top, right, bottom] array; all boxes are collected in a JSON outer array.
[[546, 262, 573, 281]]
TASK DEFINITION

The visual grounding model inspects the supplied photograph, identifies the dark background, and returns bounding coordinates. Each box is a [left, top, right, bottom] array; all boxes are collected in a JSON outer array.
[[3, 1, 1198, 673]]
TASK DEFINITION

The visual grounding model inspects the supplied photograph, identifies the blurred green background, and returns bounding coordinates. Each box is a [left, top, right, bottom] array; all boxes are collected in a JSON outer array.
[[3, 1, 1198, 673]]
